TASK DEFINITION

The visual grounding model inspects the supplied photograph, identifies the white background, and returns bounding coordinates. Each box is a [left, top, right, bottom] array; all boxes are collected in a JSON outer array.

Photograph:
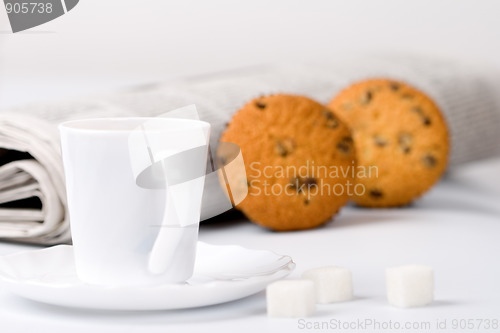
[[1, 0, 500, 108], [0, 1, 499, 332]]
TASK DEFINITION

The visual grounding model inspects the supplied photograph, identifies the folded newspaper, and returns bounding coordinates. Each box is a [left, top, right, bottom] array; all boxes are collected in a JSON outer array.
[[1, 56, 500, 245]]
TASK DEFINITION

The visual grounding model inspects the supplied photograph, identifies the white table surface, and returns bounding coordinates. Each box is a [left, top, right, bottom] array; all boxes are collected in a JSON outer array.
[[0, 157, 499, 333]]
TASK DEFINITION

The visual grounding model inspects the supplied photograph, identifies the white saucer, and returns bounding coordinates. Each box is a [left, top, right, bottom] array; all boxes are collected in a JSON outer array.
[[0, 242, 294, 311]]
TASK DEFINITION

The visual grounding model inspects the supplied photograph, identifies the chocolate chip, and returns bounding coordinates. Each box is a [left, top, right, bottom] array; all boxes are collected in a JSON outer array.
[[389, 82, 400, 91], [327, 119, 339, 128], [369, 189, 384, 199], [411, 106, 423, 114], [373, 135, 388, 147], [422, 154, 437, 168], [275, 141, 288, 157], [275, 138, 296, 157], [398, 133, 413, 154], [255, 101, 266, 109], [359, 91, 373, 105], [290, 177, 303, 192], [322, 110, 334, 119], [303, 178, 317, 185], [411, 106, 432, 126], [304, 198, 310, 205], [322, 110, 339, 128], [224, 122, 230, 128], [337, 137, 354, 154], [303, 177, 318, 189], [290, 177, 317, 193]]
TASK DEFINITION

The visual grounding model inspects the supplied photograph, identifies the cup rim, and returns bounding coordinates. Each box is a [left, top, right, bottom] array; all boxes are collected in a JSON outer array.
[[59, 117, 211, 133]]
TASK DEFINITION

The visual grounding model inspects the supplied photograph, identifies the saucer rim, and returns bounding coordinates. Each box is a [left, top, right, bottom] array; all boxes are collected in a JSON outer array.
[[0, 242, 295, 310]]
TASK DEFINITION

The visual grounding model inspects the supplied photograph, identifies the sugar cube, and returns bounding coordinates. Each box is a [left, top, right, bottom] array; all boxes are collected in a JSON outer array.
[[386, 264, 434, 308], [266, 280, 316, 317], [302, 266, 353, 303]]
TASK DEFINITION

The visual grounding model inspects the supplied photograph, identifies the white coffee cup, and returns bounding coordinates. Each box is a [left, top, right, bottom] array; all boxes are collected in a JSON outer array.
[[59, 117, 210, 286]]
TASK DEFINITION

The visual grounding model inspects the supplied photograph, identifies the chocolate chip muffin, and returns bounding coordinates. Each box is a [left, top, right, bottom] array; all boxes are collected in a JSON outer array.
[[328, 79, 449, 207], [219, 94, 356, 231]]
